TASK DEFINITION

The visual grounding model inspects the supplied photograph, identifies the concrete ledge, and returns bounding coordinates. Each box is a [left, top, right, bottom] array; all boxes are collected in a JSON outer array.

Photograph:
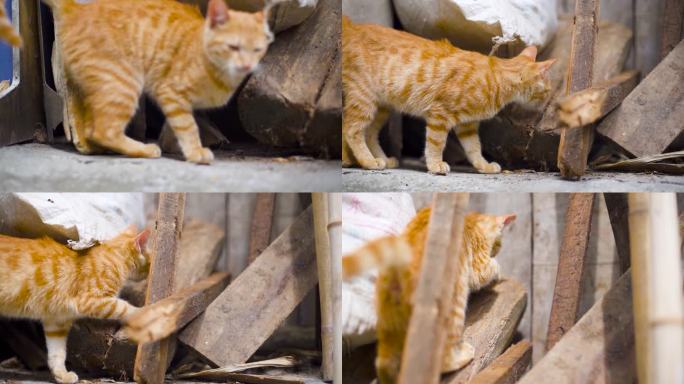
[[0, 144, 341, 192]]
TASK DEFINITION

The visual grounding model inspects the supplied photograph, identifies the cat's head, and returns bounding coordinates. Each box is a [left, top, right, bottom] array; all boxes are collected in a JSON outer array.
[[203, 0, 274, 78], [466, 212, 516, 289], [514, 46, 556, 108], [109, 225, 152, 282]]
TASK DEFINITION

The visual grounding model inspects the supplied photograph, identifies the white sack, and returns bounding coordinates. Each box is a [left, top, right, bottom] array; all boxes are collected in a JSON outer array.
[[342, 0, 394, 27], [342, 193, 415, 351], [0, 193, 145, 250], [393, 0, 557, 52]]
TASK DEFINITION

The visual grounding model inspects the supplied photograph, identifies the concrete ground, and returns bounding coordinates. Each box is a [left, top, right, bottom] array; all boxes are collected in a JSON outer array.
[[343, 163, 684, 192], [0, 144, 341, 192]]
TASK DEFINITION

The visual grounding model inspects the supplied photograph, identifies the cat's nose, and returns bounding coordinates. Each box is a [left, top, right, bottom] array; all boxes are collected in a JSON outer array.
[[239, 64, 252, 72]]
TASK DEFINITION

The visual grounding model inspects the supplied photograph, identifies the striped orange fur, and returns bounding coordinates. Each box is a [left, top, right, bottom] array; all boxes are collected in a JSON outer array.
[[343, 208, 516, 384], [0, 227, 150, 384], [0, 2, 21, 47], [47, 0, 274, 163], [342, 17, 556, 174]]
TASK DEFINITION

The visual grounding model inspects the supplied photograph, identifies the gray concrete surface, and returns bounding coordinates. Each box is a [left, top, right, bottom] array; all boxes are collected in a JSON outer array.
[[343, 168, 684, 192], [0, 144, 341, 192]]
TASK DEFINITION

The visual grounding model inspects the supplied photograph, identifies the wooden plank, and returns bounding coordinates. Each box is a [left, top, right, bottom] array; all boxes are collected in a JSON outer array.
[[557, 70, 639, 129], [443, 279, 527, 384], [597, 40, 684, 157], [238, 0, 341, 156], [545, 193, 595, 351], [312, 193, 333, 381], [178, 206, 318, 367], [175, 219, 225, 289], [557, 0, 600, 179], [123, 272, 230, 344], [660, 0, 684, 58], [134, 193, 186, 384], [399, 193, 470, 384], [519, 271, 636, 384], [603, 193, 631, 273], [469, 340, 532, 384], [635, 0, 664, 76], [0, 0, 45, 147], [531, 193, 565, 363], [249, 193, 276, 264]]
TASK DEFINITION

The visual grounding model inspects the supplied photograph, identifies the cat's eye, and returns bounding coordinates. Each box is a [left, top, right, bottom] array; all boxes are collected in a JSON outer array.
[[229, 44, 240, 51], [254, 48, 263, 53]]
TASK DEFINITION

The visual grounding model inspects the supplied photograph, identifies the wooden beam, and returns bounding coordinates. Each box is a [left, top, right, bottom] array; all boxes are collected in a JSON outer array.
[[174, 219, 225, 289], [443, 279, 527, 384], [312, 193, 333, 381], [134, 193, 186, 384], [399, 193, 470, 384], [557, 70, 638, 130], [660, 0, 684, 59], [628, 193, 684, 384], [123, 272, 230, 344], [545, 193, 594, 351], [597, 40, 684, 158], [249, 193, 276, 264], [519, 271, 635, 384], [469, 340, 532, 384], [178, 206, 318, 367], [557, 0, 600, 179], [603, 193, 631, 273]]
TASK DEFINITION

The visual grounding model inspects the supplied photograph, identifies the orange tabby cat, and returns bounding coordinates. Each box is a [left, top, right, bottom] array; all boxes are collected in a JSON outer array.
[[343, 208, 515, 384], [45, 0, 274, 163], [342, 17, 556, 174], [0, 2, 21, 47], [0, 227, 150, 384]]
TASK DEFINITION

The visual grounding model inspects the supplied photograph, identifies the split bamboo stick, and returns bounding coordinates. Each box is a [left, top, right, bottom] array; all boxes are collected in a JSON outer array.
[[327, 193, 342, 384], [312, 193, 334, 381]]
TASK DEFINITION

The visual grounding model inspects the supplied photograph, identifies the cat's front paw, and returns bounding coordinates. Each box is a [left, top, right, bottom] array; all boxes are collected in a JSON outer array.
[[385, 157, 400, 169], [427, 161, 450, 175], [143, 144, 162, 158], [54, 370, 78, 384], [474, 160, 502, 174], [186, 147, 214, 164], [361, 157, 387, 170], [441, 341, 474, 373]]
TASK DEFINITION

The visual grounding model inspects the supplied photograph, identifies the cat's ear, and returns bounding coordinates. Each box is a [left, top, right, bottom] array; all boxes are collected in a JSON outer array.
[[537, 59, 557, 75], [208, 0, 230, 28], [499, 214, 517, 226], [134, 229, 151, 253], [518, 46, 538, 61]]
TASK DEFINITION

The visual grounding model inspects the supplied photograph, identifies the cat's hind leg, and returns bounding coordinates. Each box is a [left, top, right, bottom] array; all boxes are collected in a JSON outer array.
[[343, 86, 387, 170], [365, 108, 398, 169], [85, 85, 162, 159], [442, 259, 474, 372], [43, 320, 78, 384], [454, 122, 501, 174]]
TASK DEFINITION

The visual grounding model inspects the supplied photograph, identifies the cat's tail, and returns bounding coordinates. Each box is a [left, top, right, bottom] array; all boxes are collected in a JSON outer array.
[[342, 236, 412, 280]]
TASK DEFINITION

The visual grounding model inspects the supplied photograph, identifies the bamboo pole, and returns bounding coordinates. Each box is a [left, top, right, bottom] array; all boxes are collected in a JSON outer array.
[[628, 193, 684, 384], [398, 193, 470, 384], [312, 193, 334, 381], [327, 193, 342, 384]]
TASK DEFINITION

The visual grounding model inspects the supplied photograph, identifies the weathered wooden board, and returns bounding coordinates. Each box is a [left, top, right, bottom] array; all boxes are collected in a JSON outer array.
[[178, 206, 318, 367], [342, 0, 393, 26], [469, 340, 532, 384], [0, 0, 44, 147], [660, 0, 684, 58], [135, 193, 186, 384], [400, 194, 469, 384], [249, 193, 276, 264], [184, 194, 228, 272], [519, 272, 635, 384], [597, 40, 684, 157], [603, 193, 631, 273], [123, 272, 230, 344], [443, 279, 527, 384], [175, 219, 225, 290], [238, 0, 341, 157], [546, 193, 595, 350]]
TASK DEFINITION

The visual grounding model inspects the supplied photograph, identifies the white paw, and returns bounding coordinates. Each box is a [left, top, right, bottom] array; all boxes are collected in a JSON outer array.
[[186, 147, 214, 164], [474, 160, 502, 174], [362, 157, 387, 170], [385, 157, 399, 169], [54, 370, 79, 384], [144, 144, 162, 158], [428, 161, 450, 175]]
